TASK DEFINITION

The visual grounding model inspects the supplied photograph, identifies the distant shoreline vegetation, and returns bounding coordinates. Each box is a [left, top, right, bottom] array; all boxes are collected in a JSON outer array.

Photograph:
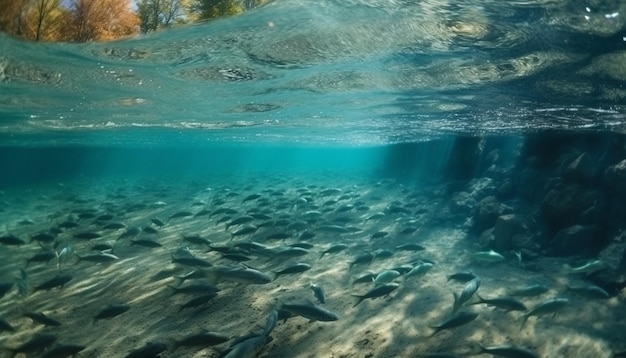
[[0, 0, 270, 43]]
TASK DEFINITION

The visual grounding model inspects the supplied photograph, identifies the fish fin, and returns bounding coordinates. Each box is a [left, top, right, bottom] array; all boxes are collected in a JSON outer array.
[[166, 285, 179, 296], [467, 342, 485, 355], [451, 292, 459, 313], [519, 314, 529, 330]]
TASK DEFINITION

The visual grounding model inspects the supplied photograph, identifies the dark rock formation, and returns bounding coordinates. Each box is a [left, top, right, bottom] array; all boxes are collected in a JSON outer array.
[[549, 224, 597, 256], [472, 196, 512, 234]]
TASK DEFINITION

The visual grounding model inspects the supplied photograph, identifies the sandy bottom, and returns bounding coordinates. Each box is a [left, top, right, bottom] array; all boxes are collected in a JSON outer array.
[[0, 172, 624, 358]]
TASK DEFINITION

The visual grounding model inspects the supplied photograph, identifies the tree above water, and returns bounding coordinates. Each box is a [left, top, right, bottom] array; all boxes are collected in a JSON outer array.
[[0, 0, 269, 41]]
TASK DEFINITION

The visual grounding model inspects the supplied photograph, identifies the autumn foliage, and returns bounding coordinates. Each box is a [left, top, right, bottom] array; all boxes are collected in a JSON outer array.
[[0, 0, 270, 42], [0, 0, 139, 42]]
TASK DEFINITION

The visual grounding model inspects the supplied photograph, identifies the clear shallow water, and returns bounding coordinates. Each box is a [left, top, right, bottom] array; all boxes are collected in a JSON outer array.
[[1, 0, 626, 146]]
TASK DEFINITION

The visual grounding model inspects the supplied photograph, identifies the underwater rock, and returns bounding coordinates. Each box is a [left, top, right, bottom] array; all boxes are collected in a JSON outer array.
[[549, 224, 597, 256], [541, 182, 598, 233], [496, 180, 515, 200], [472, 196, 512, 234], [449, 191, 476, 214], [493, 214, 528, 251]]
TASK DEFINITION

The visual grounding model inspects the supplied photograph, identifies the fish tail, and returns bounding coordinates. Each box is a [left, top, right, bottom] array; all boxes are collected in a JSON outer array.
[[474, 293, 485, 304], [351, 295, 364, 307], [519, 314, 529, 330], [427, 326, 440, 338], [451, 292, 459, 313]]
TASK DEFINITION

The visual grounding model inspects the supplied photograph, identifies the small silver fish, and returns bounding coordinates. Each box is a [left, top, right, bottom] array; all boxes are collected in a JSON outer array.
[[309, 283, 326, 304]]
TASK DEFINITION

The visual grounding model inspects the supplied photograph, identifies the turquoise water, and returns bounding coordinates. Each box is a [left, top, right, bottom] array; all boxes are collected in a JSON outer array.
[[1, 1, 626, 357], [1, 0, 625, 147]]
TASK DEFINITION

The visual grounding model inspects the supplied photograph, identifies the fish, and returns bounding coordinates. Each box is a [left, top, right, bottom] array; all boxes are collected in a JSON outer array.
[[178, 293, 218, 312], [320, 188, 342, 197], [273, 263, 311, 279], [263, 310, 278, 336], [16, 269, 28, 296], [40, 344, 86, 358], [171, 255, 212, 268], [374, 270, 401, 286], [124, 342, 167, 358], [130, 238, 162, 248], [349, 252, 374, 270], [56, 244, 75, 266], [280, 302, 338, 322], [76, 252, 119, 263], [168, 331, 229, 352], [352, 272, 376, 285], [372, 231, 388, 239], [472, 250, 505, 263], [469, 343, 539, 358], [399, 227, 418, 235], [151, 217, 165, 227], [226, 215, 255, 230], [251, 213, 272, 220], [91, 243, 114, 251], [0, 317, 15, 332], [171, 269, 206, 285], [194, 209, 212, 217], [374, 249, 394, 259], [230, 225, 258, 239], [222, 334, 268, 358], [395, 243, 425, 252], [0, 234, 25, 246], [96, 213, 114, 221], [352, 283, 400, 307], [429, 311, 479, 337], [5, 333, 58, 357], [169, 283, 220, 296], [30, 232, 56, 244], [94, 304, 130, 323], [73, 231, 102, 240], [206, 266, 272, 285], [520, 297, 569, 328], [182, 235, 212, 246], [242, 193, 262, 203], [290, 242, 314, 249], [118, 227, 141, 240], [310, 283, 326, 304], [564, 259, 606, 275], [317, 225, 352, 234], [453, 277, 481, 313], [319, 244, 349, 259], [103, 222, 126, 230], [142, 226, 159, 234], [23, 312, 62, 326], [33, 275, 73, 292], [507, 284, 549, 297], [169, 211, 193, 220], [271, 247, 310, 259], [565, 284, 609, 299], [469, 294, 527, 311], [405, 262, 434, 280]]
